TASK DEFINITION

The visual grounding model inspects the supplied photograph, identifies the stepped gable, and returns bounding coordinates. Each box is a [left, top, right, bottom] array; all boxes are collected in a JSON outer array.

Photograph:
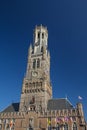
[[2, 103, 19, 112], [47, 98, 73, 110]]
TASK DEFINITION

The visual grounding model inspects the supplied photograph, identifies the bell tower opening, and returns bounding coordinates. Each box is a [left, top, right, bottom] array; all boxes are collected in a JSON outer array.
[[19, 25, 52, 112]]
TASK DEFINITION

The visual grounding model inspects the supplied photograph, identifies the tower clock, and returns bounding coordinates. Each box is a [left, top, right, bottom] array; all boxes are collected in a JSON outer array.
[[19, 25, 52, 112]]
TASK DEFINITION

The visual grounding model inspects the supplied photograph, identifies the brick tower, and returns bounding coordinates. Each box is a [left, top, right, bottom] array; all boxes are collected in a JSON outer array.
[[19, 25, 52, 112]]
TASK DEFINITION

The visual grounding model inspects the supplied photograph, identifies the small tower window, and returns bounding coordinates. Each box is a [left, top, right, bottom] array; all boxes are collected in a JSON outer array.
[[42, 33, 44, 39], [36, 82, 38, 87], [41, 46, 43, 52], [37, 59, 40, 68], [33, 59, 36, 69], [33, 82, 35, 87], [40, 82, 42, 87], [25, 83, 28, 88], [38, 32, 40, 39], [24, 89, 26, 93]]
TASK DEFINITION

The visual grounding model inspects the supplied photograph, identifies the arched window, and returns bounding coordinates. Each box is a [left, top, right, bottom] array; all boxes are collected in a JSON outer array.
[[42, 33, 44, 39], [56, 123, 60, 130], [40, 82, 42, 87], [29, 118, 33, 130], [29, 83, 32, 87], [25, 83, 28, 88], [41, 46, 43, 52], [38, 32, 40, 39], [64, 123, 68, 130], [37, 59, 40, 68], [73, 122, 77, 130], [24, 89, 26, 93], [36, 82, 38, 87], [33, 82, 35, 87], [33, 59, 36, 69], [27, 90, 29, 93]]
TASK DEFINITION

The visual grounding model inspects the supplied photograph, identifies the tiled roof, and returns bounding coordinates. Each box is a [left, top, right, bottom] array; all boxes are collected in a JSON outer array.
[[1, 103, 19, 112], [47, 98, 73, 110], [1, 99, 73, 113]]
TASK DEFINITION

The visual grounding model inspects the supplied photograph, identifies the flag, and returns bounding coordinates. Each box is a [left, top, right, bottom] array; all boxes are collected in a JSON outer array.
[[78, 96, 82, 100], [68, 117, 72, 124], [64, 117, 69, 122], [56, 117, 64, 124], [56, 117, 61, 123], [47, 118, 51, 125], [72, 117, 76, 122], [9, 119, 13, 128]]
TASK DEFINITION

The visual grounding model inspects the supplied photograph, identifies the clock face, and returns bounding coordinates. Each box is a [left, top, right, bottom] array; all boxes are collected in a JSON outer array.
[[32, 71, 38, 77]]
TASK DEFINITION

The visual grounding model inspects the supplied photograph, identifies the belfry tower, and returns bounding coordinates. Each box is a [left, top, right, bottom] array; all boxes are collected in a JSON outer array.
[[19, 25, 52, 112]]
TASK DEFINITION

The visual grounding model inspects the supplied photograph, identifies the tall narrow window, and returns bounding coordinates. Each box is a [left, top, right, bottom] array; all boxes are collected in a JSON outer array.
[[56, 123, 60, 130], [33, 59, 36, 69], [38, 32, 40, 39], [73, 122, 77, 130], [33, 82, 35, 87], [64, 123, 68, 130], [42, 33, 44, 39], [29, 118, 33, 130], [41, 46, 43, 52], [37, 59, 40, 68], [25, 83, 28, 88]]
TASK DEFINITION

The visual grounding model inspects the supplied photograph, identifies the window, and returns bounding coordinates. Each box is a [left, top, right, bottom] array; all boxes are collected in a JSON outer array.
[[33, 82, 35, 87], [0, 124, 2, 130], [41, 46, 43, 52], [25, 83, 28, 88], [56, 123, 60, 130], [73, 122, 77, 130], [36, 82, 38, 87], [42, 33, 44, 39], [48, 126, 51, 130], [38, 32, 40, 39], [29, 118, 33, 130], [24, 89, 26, 93], [27, 90, 29, 93], [64, 123, 68, 130], [40, 82, 42, 87], [33, 59, 36, 69], [37, 59, 40, 68], [29, 83, 32, 87]]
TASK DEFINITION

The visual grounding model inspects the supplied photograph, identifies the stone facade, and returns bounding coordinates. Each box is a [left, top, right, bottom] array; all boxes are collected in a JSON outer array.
[[19, 25, 52, 113], [0, 25, 87, 130]]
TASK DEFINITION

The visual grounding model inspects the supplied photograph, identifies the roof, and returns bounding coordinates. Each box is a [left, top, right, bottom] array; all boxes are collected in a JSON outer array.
[[1, 99, 73, 112], [1, 103, 19, 113], [47, 98, 73, 110]]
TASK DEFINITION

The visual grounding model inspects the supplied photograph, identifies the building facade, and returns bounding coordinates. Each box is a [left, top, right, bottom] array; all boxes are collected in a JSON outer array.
[[0, 25, 87, 130]]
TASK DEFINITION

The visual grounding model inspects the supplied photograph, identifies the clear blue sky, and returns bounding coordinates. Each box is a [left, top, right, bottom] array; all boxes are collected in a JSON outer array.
[[0, 0, 87, 120]]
